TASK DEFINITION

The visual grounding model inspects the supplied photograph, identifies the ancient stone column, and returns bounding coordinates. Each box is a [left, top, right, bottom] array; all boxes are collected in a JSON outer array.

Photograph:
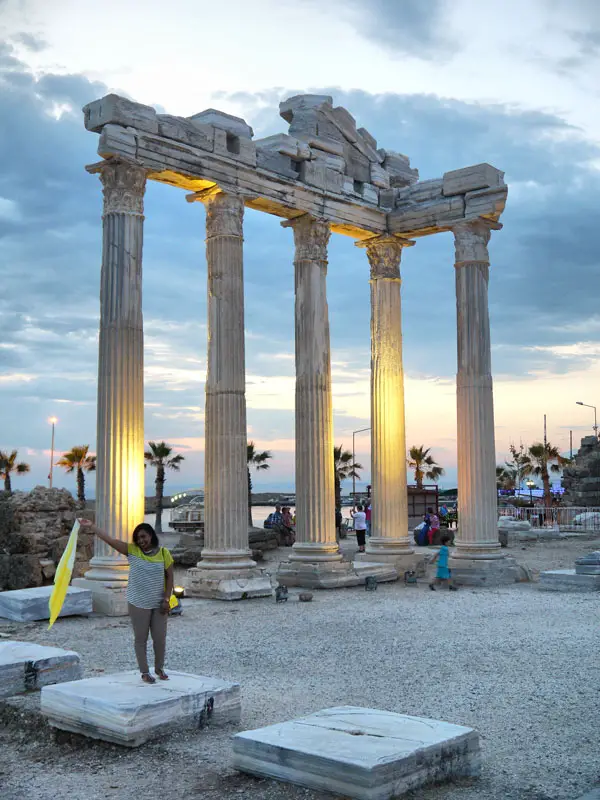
[[74, 160, 147, 615], [186, 191, 270, 600], [356, 235, 418, 568], [451, 219, 514, 584]]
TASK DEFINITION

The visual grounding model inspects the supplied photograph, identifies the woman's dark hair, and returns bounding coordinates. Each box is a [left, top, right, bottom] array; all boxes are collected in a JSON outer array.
[[132, 523, 159, 549], [441, 533, 451, 545]]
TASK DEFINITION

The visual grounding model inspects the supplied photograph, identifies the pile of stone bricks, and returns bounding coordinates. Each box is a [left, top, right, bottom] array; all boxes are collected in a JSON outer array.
[[0, 487, 93, 590]]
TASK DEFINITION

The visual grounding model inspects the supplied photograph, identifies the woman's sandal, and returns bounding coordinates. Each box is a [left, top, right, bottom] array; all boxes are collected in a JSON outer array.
[[155, 668, 169, 681], [141, 673, 156, 684]]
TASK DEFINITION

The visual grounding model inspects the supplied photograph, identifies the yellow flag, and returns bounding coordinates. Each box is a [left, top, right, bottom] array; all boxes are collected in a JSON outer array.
[[48, 519, 80, 629]]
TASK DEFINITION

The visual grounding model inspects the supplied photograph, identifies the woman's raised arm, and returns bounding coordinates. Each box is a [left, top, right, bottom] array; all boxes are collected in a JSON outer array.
[[79, 519, 129, 556]]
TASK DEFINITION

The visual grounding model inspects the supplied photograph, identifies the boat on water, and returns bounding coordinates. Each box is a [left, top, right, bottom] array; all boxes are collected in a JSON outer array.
[[170, 490, 205, 533]]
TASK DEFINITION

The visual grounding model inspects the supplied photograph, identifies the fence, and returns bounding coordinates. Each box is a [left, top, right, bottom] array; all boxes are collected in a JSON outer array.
[[498, 506, 600, 532]]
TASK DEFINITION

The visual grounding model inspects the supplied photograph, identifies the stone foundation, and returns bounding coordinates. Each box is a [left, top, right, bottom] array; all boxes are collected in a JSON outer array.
[[448, 555, 519, 586], [276, 560, 397, 589], [185, 567, 272, 600], [41, 670, 241, 746], [233, 706, 480, 800], [354, 550, 426, 577], [71, 578, 128, 615], [539, 569, 600, 592]]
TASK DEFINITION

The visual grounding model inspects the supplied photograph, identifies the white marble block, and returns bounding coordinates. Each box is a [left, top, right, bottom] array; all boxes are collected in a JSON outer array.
[[41, 671, 241, 747], [0, 641, 82, 699], [0, 585, 92, 622], [233, 706, 480, 800]]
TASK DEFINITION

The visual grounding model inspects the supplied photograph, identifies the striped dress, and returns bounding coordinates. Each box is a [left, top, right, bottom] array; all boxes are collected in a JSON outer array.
[[126, 544, 174, 609]]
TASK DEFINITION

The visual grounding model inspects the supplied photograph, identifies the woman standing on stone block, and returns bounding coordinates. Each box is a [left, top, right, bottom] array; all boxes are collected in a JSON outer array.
[[80, 519, 174, 684]]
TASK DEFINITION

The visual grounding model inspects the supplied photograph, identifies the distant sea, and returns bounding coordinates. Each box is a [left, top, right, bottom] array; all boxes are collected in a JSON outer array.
[[144, 504, 354, 530]]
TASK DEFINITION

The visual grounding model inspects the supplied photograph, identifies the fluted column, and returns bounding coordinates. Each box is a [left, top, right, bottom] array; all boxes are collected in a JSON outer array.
[[357, 235, 414, 555], [198, 191, 255, 571], [284, 215, 341, 563], [85, 160, 146, 582], [453, 219, 503, 559]]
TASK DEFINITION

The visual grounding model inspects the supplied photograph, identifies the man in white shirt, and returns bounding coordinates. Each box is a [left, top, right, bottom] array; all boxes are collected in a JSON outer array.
[[352, 505, 367, 552]]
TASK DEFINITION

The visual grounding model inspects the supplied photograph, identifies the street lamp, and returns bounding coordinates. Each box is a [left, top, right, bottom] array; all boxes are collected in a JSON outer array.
[[526, 479, 535, 504], [575, 401, 598, 437], [48, 417, 58, 489], [352, 427, 371, 502]]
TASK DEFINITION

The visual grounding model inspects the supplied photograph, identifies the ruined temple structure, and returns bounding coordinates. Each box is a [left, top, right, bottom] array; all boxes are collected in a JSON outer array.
[[562, 436, 600, 506], [77, 93, 509, 603]]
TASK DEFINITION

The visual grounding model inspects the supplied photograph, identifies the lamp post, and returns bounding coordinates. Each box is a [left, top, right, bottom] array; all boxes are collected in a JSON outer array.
[[48, 417, 58, 489], [576, 401, 598, 437], [352, 427, 371, 502], [526, 479, 535, 504]]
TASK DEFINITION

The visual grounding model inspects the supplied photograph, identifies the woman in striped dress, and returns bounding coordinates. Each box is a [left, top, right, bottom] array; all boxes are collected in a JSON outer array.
[[81, 520, 174, 684]]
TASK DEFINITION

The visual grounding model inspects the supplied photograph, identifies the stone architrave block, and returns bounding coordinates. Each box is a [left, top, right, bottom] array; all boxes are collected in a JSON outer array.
[[539, 569, 600, 592], [396, 178, 443, 205], [344, 144, 371, 183], [380, 150, 419, 186], [310, 151, 346, 173], [213, 128, 257, 167], [97, 124, 138, 160], [157, 115, 214, 151], [358, 127, 377, 150], [300, 161, 344, 194], [370, 163, 390, 189], [41, 671, 241, 747], [253, 134, 311, 160], [256, 150, 298, 179], [464, 186, 508, 220], [83, 94, 159, 135], [307, 136, 346, 157], [188, 109, 253, 139], [442, 163, 504, 197], [362, 184, 379, 205], [0, 641, 82, 699], [0, 585, 92, 622], [233, 706, 480, 800], [389, 196, 465, 234], [279, 94, 333, 123]]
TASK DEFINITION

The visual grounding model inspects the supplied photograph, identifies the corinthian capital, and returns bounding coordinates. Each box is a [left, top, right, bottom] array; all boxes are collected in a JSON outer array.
[[203, 191, 244, 238], [98, 160, 147, 216], [452, 218, 502, 265], [356, 235, 414, 280], [282, 215, 330, 264]]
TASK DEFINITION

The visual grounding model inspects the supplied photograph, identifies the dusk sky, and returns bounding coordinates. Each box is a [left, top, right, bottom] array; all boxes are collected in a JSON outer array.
[[1, 0, 600, 496]]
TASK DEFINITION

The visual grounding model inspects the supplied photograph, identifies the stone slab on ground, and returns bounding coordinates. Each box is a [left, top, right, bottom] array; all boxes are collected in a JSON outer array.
[[0, 640, 82, 699], [233, 705, 480, 800], [185, 567, 273, 600], [41, 670, 241, 746], [276, 560, 397, 589], [0, 585, 92, 621], [539, 569, 600, 592]]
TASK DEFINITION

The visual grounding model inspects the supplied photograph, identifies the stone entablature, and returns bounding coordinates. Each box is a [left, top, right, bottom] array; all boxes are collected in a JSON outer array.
[[84, 93, 506, 239]]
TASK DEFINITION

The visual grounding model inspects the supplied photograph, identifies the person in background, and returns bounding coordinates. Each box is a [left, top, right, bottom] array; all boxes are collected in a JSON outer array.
[[429, 533, 457, 591], [427, 507, 440, 545], [352, 504, 367, 553], [80, 519, 174, 683], [365, 503, 372, 537], [281, 506, 296, 546], [264, 504, 283, 529], [335, 507, 343, 541]]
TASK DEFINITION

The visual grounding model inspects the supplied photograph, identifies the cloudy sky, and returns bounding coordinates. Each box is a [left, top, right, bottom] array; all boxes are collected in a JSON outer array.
[[1, 0, 600, 496]]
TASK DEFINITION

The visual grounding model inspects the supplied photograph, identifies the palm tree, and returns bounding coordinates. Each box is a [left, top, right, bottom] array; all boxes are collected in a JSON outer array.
[[333, 445, 362, 509], [56, 445, 96, 506], [144, 442, 185, 534], [408, 446, 445, 489], [496, 465, 517, 492], [247, 442, 272, 527], [0, 450, 30, 494], [522, 442, 569, 508]]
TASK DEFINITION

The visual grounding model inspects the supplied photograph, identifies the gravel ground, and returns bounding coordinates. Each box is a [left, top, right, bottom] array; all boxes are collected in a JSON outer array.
[[1, 536, 599, 800]]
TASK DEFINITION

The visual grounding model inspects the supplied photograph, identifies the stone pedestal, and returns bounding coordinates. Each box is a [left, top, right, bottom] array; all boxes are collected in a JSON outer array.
[[0, 641, 82, 699], [83, 160, 147, 612], [276, 560, 397, 589], [233, 706, 480, 800], [71, 577, 129, 615], [0, 586, 92, 622], [41, 670, 241, 746], [185, 191, 270, 600], [353, 550, 426, 577], [276, 215, 342, 587], [356, 235, 416, 567], [452, 220, 511, 583], [540, 551, 600, 591]]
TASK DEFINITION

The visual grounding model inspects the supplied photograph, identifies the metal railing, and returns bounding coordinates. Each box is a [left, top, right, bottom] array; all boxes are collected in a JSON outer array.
[[498, 506, 600, 531]]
